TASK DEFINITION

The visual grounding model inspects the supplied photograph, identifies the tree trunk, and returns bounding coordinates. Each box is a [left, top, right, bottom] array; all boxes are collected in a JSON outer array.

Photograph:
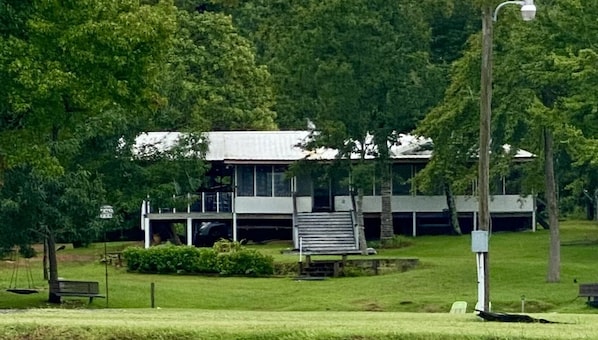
[[43, 238, 48, 280], [169, 223, 182, 245], [444, 183, 462, 235], [380, 164, 393, 242], [47, 228, 61, 303], [356, 188, 368, 255], [544, 128, 560, 283]]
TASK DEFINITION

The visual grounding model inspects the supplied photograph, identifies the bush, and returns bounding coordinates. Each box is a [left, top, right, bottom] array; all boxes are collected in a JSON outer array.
[[216, 249, 274, 276], [122, 241, 273, 276], [196, 248, 218, 273]]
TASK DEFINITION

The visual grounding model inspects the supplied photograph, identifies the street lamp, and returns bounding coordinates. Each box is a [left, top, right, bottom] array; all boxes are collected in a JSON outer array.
[[493, 0, 537, 22], [475, 0, 536, 313]]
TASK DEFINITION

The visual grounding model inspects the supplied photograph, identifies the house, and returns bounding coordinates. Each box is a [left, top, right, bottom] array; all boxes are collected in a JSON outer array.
[[136, 131, 536, 249]]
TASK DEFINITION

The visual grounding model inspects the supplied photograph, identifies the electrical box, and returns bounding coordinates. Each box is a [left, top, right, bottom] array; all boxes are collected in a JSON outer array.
[[471, 230, 489, 252]]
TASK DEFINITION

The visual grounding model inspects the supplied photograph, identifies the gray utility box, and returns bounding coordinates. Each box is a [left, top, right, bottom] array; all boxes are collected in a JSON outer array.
[[471, 230, 489, 253]]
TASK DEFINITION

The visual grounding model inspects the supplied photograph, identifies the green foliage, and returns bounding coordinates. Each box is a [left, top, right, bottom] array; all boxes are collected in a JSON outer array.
[[272, 261, 299, 276], [196, 248, 218, 273], [0, 0, 177, 175], [2, 221, 598, 314], [216, 248, 274, 276], [367, 236, 413, 250], [123, 242, 274, 276], [212, 238, 243, 253], [123, 244, 201, 274], [152, 9, 276, 132], [17, 246, 36, 259], [0, 166, 106, 250]]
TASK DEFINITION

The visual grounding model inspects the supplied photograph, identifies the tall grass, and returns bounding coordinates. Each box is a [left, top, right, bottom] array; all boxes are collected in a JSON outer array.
[[1, 220, 597, 314]]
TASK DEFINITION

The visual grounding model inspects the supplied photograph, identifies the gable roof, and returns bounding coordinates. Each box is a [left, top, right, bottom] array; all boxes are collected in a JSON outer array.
[[133, 131, 534, 164]]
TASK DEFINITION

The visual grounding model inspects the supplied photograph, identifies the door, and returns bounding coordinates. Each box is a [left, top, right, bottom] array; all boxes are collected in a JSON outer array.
[[312, 174, 333, 212]]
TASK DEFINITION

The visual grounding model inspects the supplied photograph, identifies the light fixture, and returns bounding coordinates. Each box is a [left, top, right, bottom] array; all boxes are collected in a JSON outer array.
[[493, 0, 537, 22], [520, 1, 537, 21]]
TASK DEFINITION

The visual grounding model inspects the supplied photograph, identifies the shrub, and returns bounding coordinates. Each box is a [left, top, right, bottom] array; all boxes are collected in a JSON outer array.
[[216, 249, 274, 276], [196, 248, 218, 273], [122, 241, 273, 276], [122, 246, 143, 271]]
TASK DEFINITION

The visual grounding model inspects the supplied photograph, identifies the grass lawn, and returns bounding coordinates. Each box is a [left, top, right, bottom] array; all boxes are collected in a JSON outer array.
[[1, 220, 598, 312], [0, 309, 597, 339], [1, 220, 598, 338]]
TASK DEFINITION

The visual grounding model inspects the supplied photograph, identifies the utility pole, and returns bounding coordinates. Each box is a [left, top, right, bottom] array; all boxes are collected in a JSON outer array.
[[477, 3, 493, 313]]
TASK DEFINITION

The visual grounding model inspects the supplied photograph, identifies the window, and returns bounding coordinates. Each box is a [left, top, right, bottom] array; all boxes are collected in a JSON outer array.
[[273, 166, 291, 197], [237, 165, 254, 196], [296, 173, 312, 197], [238, 165, 292, 197], [256, 165, 272, 196], [392, 164, 412, 195]]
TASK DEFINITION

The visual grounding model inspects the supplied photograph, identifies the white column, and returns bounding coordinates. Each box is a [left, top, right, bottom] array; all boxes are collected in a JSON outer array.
[[233, 212, 238, 242], [142, 200, 151, 249], [412, 212, 417, 237], [186, 218, 193, 246], [144, 219, 151, 249]]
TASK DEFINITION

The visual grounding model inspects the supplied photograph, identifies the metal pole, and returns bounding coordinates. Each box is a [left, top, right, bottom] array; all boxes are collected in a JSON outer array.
[[104, 224, 109, 308], [99, 205, 113, 308], [478, 3, 494, 313]]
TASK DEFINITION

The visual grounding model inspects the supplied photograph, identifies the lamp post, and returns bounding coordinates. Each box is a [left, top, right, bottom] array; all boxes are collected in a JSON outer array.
[[99, 205, 114, 308], [475, 0, 536, 313]]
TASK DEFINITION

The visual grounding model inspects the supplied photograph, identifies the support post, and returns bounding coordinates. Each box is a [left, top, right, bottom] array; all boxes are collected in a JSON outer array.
[[477, 3, 493, 313]]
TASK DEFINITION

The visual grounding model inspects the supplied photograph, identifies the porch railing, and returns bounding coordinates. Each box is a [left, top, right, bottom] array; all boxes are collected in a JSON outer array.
[[149, 192, 233, 214]]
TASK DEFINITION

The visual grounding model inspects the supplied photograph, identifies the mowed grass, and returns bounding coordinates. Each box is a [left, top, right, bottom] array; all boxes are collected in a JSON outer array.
[[1, 221, 598, 338], [0, 220, 597, 314], [1, 309, 598, 339]]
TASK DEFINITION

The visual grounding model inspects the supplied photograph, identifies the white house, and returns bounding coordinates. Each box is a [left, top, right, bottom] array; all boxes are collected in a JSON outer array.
[[136, 131, 536, 248]]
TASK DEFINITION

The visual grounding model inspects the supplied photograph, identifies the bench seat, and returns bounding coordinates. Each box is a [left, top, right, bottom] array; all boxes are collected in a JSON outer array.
[[579, 283, 598, 308], [49, 280, 105, 303]]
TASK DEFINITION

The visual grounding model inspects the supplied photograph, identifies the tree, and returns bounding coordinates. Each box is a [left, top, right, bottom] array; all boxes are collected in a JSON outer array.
[[264, 0, 442, 245], [0, 0, 176, 302], [420, 0, 598, 283], [489, 0, 598, 283], [151, 9, 277, 132]]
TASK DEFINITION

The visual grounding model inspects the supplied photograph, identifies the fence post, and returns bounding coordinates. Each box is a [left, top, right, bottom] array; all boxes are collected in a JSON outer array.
[[151, 282, 155, 308]]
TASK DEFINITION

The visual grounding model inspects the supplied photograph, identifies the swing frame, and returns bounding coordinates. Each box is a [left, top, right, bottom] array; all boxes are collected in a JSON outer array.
[[6, 248, 38, 295]]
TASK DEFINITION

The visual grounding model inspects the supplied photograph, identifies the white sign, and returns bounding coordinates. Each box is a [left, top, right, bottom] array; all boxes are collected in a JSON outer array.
[[99, 205, 114, 219]]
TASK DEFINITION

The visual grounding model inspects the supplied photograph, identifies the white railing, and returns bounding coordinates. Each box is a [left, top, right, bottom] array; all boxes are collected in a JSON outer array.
[[148, 192, 233, 214]]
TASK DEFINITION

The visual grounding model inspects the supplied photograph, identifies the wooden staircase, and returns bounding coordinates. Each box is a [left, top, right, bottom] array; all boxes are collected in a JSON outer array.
[[295, 211, 359, 254]]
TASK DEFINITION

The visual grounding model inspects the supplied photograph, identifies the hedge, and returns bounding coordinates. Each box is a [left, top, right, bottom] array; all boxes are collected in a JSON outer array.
[[122, 241, 274, 276]]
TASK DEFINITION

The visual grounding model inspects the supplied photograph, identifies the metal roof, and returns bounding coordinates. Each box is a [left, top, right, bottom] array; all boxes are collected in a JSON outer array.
[[133, 131, 534, 163]]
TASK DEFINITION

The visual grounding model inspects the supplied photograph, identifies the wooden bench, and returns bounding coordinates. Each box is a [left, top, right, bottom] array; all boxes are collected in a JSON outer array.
[[579, 283, 598, 308], [106, 252, 123, 267], [49, 280, 105, 303], [301, 249, 363, 277]]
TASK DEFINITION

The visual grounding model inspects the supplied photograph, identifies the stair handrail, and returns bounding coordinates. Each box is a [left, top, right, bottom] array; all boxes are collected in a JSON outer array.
[[350, 190, 359, 249], [292, 191, 299, 249]]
